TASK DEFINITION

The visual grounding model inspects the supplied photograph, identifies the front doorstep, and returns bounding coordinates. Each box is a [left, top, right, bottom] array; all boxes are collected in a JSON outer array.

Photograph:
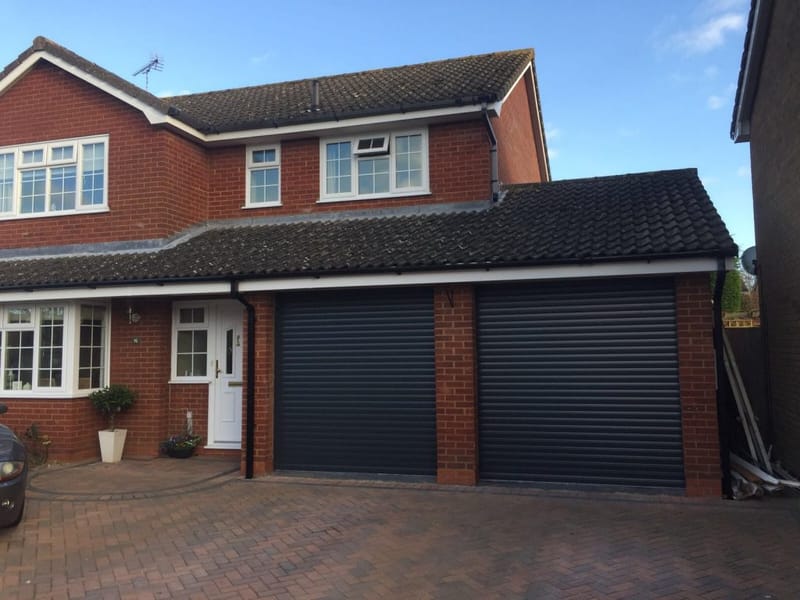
[[98, 429, 127, 463]]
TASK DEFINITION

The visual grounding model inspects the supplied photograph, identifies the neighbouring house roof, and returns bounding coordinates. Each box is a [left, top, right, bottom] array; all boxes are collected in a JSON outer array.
[[731, 0, 774, 142], [0, 169, 736, 291], [0, 36, 533, 135]]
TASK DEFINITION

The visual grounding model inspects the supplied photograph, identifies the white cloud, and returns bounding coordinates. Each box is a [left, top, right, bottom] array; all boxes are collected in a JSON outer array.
[[250, 53, 274, 65], [707, 95, 726, 110], [668, 13, 746, 54], [548, 148, 560, 160], [737, 165, 751, 177], [545, 126, 562, 141]]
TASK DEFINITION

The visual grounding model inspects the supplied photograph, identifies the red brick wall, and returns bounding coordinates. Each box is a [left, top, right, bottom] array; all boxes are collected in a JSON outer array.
[[748, 0, 800, 475], [434, 285, 478, 485], [492, 70, 543, 184], [675, 273, 721, 497], [0, 63, 209, 248], [243, 293, 275, 476], [107, 298, 172, 457], [207, 121, 493, 220]]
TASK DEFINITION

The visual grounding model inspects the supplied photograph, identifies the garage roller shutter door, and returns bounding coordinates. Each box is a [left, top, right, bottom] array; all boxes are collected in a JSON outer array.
[[478, 279, 684, 488], [276, 288, 435, 475]]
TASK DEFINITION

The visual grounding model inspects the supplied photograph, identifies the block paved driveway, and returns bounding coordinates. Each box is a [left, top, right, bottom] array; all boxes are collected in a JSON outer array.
[[1, 459, 799, 599]]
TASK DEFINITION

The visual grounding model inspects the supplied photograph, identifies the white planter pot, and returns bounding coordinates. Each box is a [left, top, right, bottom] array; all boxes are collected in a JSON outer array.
[[98, 429, 127, 463]]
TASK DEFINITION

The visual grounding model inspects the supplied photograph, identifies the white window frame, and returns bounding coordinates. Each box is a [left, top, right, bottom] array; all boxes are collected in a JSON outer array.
[[319, 129, 429, 202], [245, 144, 281, 207], [0, 134, 109, 219], [0, 302, 110, 398], [171, 303, 211, 382]]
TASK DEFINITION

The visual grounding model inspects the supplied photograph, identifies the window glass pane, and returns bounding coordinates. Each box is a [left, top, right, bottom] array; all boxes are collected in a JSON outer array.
[[249, 167, 279, 204], [175, 328, 207, 377], [395, 134, 423, 189], [4, 330, 34, 390], [78, 305, 105, 389], [225, 329, 233, 375], [81, 142, 105, 206], [252, 149, 276, 164], [358, 157, 389, 195], [0, 153, 13, 213], [179, 307, 205, 324], [21, 169, 46, 213], [22, 149, 43, 164], [8, 307, 32, 325], [326, 141, 351, 194], [51, 145, 74, 161], [39, 306, 65, 388], [50, 166, 77, 211]]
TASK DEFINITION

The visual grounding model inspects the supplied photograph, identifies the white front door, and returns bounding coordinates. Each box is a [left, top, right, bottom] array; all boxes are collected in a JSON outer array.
[[209, 302, 243, 448]]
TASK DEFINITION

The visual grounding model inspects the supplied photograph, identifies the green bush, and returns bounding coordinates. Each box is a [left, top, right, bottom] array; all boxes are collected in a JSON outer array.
[[88, 384, 136, 430]]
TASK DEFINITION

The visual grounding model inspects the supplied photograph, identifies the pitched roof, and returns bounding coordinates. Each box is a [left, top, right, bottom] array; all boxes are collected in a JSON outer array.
[[162, 50, 533, 133], [1, 37, 533, 135], [0, 169, 736, 291]]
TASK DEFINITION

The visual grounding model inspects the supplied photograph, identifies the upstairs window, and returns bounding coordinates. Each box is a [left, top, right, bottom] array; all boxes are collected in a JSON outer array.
[[320, 130, 428, 201], [246, 145, 280, 207], [0, 135, 108, 219]]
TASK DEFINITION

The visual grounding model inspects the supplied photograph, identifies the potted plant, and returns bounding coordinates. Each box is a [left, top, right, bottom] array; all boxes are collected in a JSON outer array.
[[160, 433, 202, 458], [88, 384, 136, 463]]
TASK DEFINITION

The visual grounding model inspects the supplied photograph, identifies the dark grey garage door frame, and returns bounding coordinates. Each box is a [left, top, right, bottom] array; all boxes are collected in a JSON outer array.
[[275, 287, 436, 476], [477, 277, 685, 489]]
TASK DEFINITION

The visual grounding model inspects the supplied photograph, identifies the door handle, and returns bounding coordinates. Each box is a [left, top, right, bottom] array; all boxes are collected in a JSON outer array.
[[215, 360, 221, 379]]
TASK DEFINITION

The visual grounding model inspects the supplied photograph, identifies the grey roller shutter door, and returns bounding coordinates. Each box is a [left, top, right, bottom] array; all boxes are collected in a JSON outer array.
[[478, 278, 684, 488], [276, 288, 436, 475]]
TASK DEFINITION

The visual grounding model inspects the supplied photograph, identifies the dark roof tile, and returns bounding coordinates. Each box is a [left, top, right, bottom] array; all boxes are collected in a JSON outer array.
[[0, 169, 736, 291]]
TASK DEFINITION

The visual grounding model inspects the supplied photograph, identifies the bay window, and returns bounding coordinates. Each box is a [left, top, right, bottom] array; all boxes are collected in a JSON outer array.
[[0, 303, 108, 395]]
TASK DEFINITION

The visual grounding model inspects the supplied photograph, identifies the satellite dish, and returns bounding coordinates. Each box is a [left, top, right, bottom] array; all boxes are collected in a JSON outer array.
[[741, 246, 757, 275]]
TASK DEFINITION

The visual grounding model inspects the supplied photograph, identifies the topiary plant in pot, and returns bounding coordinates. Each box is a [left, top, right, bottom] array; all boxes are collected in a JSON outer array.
[[88, 384, 136, 463]]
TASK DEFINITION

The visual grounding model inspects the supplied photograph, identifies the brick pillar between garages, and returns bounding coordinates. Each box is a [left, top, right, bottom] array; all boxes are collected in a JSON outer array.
[[434, 284, 478, 485], [676, 273, 722, 497]]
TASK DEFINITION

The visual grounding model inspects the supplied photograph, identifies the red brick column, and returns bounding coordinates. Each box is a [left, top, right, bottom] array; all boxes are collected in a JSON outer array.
[[434, 285, 478, 485], [242, 292, 275, 476], [676, 274, 721, 497]]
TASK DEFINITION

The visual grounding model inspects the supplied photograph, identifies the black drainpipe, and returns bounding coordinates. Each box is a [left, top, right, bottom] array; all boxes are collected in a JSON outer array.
[[712, 257, 732, 498], [230, 280, 255, 479], [482, 106, 499, 201]]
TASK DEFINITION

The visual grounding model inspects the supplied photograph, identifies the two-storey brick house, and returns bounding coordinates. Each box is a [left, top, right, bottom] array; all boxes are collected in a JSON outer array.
[[0, 37, 735, 496]]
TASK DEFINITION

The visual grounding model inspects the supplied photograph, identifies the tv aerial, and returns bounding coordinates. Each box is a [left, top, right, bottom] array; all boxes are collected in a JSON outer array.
[[133, 55, 164, 90]]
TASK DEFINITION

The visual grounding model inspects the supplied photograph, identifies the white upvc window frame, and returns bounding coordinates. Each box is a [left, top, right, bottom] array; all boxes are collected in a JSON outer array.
[[319, 128, 429, 202], [171, 303, 211, 381], [245, 144, 281, 207], [0, 134, 109, 219], [0, 301, 111, 398]]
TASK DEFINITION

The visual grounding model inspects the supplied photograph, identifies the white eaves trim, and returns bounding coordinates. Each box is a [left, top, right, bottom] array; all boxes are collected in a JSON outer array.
[[0, 51, 503, 145], [0, 257, 732, 302]]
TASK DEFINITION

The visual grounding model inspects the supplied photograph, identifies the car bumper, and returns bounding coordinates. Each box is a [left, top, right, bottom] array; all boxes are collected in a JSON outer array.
[[0, 472, 26, 527]]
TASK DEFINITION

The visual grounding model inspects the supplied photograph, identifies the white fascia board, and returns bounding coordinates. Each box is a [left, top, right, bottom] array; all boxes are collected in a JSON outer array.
[[0, 281, 231, 303], [0, 257, 731, 302], [496, 63, 532, 111], [237, 257, 730, 293], [202, 104, 497, 144]]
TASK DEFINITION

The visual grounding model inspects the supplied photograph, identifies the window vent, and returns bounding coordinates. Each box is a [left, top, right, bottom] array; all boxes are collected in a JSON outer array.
[[353, 136, 389, 156]]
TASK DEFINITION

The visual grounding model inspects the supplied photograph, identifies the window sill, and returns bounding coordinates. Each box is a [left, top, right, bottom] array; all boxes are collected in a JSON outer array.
[[0, 391, 90, 399], [241, 202, 282, 210], [317, 190, 431, 204], [0, 206, 109, 221]]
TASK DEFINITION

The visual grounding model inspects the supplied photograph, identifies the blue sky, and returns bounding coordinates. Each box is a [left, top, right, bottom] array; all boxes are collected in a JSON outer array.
[[2, 0, 754, 251]]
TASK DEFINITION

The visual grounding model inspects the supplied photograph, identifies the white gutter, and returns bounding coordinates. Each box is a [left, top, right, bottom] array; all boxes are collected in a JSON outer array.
[[0, 257, 733, 302]]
